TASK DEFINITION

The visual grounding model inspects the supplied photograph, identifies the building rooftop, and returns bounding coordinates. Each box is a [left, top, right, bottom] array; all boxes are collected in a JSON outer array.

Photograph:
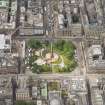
[[0, 0, 9, 8], [91, 45, 102, 56], [0, 34, 5, 49], [69, 77, 87, 94], [50, 99, 61, 105]]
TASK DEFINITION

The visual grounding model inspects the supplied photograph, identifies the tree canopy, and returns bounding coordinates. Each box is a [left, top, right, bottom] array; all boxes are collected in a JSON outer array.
[[28, 39, 42, 49]]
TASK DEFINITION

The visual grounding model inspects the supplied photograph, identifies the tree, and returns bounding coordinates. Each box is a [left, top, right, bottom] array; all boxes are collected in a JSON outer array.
[[28, 55, 37, 67], [28, 39, 42, 49], [31, 63, 41, 73], [55, 40, 65, 51]]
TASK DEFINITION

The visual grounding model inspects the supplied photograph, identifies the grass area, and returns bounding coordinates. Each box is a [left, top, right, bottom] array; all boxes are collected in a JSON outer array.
[[52, 65, 60, 73], [26, 39, 77, 73], [50, 40, 77, 72]]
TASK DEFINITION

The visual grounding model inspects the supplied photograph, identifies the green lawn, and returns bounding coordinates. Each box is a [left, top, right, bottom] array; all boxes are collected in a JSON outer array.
[[26, 39, 77, 73]]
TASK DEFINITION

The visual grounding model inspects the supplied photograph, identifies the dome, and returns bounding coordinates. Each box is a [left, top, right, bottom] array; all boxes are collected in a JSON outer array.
[[50, 99, 61, 105]]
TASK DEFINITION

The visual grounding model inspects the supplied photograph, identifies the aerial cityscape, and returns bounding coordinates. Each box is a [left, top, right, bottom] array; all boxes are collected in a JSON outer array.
[[0, 0, 105, 105]]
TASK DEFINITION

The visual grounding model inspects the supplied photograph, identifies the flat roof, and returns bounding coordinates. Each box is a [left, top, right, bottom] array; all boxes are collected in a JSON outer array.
[[37, 100, 42, 105], [0, 34, 5, 49], [0, 0, 9, 7], [91, 45, 102, 55], [50, 99, 61, 105], [41, 83, 47, 98]]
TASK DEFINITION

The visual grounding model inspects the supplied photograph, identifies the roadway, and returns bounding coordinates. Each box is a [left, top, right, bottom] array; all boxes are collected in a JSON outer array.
[[16, 34, 83, 41], [0, 73, 86, 80]]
